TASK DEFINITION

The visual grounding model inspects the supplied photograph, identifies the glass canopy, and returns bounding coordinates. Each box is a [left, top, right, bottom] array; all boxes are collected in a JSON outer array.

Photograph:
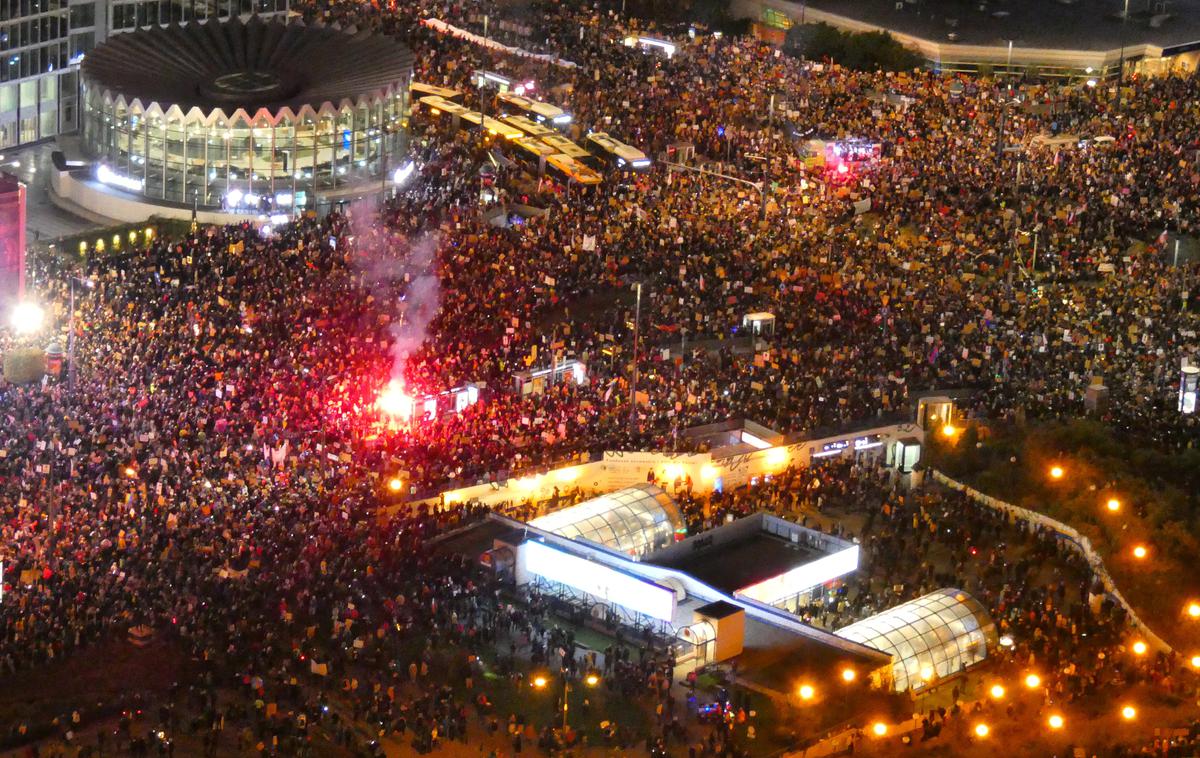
[[529, 484, 683, 557], [834, 588, 997, 691]]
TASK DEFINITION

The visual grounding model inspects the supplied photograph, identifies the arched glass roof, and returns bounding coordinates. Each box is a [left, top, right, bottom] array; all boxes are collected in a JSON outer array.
[[834, 588, 997, 691], [529, 484, 683, 557]]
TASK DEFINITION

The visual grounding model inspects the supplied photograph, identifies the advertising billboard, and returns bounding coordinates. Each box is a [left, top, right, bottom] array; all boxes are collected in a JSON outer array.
[[523, 540, 676, 622], [0, 172, 25, 309], [736, 545, 860, 606]]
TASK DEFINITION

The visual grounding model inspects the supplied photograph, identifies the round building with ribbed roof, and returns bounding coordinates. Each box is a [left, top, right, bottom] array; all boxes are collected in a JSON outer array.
[[78, 15, 413, 214]]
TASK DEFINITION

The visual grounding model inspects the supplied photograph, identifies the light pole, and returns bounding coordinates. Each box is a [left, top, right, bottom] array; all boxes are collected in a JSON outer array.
[[66, 275, 93, 391], [629, 281, 642, 434], [1117, 0, 1130, 92], [662, 160, 769, 220]]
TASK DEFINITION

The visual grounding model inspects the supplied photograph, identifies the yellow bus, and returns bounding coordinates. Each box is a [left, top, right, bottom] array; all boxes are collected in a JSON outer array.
[[497, 92, 573, 127], [502, 114, 558, 141], [411, 82, 464, 103], [546, 154, 602, 186], [510, 137, 559, 172], [539, 134, 592, 162]]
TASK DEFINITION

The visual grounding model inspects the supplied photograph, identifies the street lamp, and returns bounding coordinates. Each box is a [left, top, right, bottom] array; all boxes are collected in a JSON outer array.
[[1047, 714, 1065, 730], [11, 301, 44, 335], [841, 667, 856, 683], [1121, 705, 1136, 721], [974, 723, 990, 738], [1024, 673, 1041, 689], [1132, 544, 1148, 560], [798, 684, 815, 701], [1186, 603, 1200, 619], [1131, 640, 1148, 656], [988, 684, 1005, 700], [1106, 498, 1121, 513], [1048, 465, 1065, 480], [871, 722, 887, 737]]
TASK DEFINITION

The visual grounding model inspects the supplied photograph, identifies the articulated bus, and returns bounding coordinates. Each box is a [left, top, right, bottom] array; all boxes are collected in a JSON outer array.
[[584, 132, 652, 171], [418, 96, 524, 141], [497, 92, 573, 127], [502, 114, 558, 141], [410, 82, 464, 104], [458, 111, 525, 141], [539, 134, 592, 163], [545, 154, 602, 186], [510, 137, 559, 172], [417, 95, 469, 120]]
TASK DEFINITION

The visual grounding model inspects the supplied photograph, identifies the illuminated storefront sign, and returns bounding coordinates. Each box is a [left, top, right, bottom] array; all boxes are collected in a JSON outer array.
[[736, 545, 860, 606], [523, 540, 676, 621]]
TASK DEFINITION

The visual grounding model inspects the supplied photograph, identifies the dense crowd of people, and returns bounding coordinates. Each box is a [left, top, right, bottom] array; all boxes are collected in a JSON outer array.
[[0, 0, 1198, 753]]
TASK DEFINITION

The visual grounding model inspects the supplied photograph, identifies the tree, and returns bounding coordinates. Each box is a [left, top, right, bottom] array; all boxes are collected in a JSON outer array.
[[786, 23, 922, 72]]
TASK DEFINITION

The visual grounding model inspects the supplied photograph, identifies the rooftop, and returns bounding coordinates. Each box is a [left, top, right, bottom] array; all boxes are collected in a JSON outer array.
[[649, 532, 823, 594], [81, 16, 414, 113], [792, 0, 1200, 52]]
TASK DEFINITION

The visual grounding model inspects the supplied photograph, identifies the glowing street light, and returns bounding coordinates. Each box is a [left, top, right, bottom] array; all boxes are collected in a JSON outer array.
[[988, 684, 1005, 700], [798, 684, 815, 701], [532, 676, 548, 689], [1024, 673, 1042, 689], [871, 722, 888, 737], [1049, 465, 1065, 480], [841, 668, 856, 683], [1132, 544, 1148, 560], [11, 302, 45, 335], [1131, 640, 1148, 656], [1190, 655, 1200, 669], [388, 477, 404, 492], [1121, 705, 1136, 721], [974, 723, 990, 738], [1186, 603, 1200, 619], [1106, 498, 1121, 513], [941, 424, 958, 438], [585, 673, 600, 687], [1047, 714, 1065, 730]]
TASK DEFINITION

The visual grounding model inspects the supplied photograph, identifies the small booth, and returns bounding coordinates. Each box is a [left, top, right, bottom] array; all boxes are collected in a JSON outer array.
[[889, 437, 921, 474], [514, 360, 587, 396], [742, 312, 776, 338], [1180, 364, 1199, 414], [916, 396, 955, 430]]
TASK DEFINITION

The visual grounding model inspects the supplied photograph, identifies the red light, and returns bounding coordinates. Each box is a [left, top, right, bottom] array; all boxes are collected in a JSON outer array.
[[376, 380, 413, 421]]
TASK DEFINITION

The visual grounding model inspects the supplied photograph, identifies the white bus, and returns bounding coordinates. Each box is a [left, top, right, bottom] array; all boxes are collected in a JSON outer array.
[[584, 132, 651, 171]]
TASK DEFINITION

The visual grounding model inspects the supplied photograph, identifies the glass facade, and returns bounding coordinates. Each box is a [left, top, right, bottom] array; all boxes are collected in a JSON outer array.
[[834, 588, 997, 692], [0, 0, 74, 147], [529, 484, 684, 557], [108, 0, 287, 31], [1, 1, 293, 150], [81, 88, 410, 209]]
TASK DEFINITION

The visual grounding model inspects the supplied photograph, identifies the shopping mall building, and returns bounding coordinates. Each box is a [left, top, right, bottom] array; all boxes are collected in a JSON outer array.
[[733, 0, 1200, 79], [1, 0, 291, 151], [46, 15, 413, 222]]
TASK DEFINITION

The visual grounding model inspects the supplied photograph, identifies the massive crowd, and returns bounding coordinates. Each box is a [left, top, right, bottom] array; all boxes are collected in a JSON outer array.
[[0, 0, 1198, 753]]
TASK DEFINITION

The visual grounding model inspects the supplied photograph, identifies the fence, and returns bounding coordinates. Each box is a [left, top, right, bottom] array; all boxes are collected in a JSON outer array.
[[930, 470, 1174, 654]]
